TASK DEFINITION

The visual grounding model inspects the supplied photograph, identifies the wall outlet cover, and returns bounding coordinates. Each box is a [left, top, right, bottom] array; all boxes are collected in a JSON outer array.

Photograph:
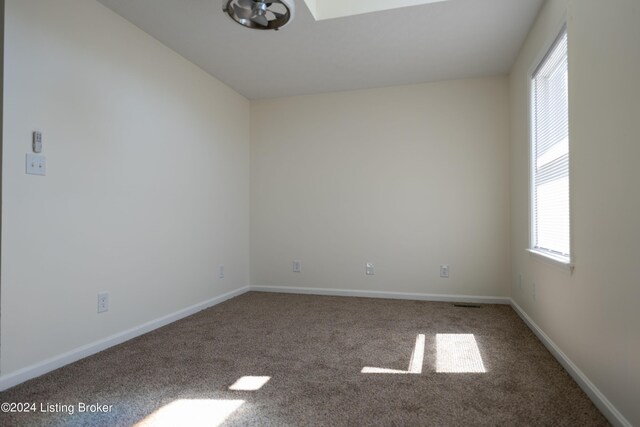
[[97, 292, 109, 313], [366, 262, 375, 275], [440, 264, 450, 278]]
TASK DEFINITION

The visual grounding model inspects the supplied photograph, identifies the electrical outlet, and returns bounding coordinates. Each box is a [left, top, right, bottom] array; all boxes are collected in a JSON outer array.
[[97, 292, 109, 313], [532, 282, 536, 301], [219, 264, 225, 279], [366, 262, 375, 275], [293, 260, 301, 273], [440, 264, 449, 278]]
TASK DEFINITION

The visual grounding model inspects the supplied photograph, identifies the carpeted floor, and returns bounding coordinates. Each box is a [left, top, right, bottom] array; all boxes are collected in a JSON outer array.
[[0, 292, 608, 426]]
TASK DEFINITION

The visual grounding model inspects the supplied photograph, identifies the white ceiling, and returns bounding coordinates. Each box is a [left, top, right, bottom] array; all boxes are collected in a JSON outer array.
[[96, 0, 543, 99]]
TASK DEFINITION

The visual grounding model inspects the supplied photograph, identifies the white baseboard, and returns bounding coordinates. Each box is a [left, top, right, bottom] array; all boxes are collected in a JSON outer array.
[[250, 285, 510, 305], [0, 286, 251, 392], [510, 299, 631, 427]]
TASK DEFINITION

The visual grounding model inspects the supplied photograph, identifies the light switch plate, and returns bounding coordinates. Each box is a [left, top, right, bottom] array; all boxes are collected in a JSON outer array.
[[26, 153, 46, 176]]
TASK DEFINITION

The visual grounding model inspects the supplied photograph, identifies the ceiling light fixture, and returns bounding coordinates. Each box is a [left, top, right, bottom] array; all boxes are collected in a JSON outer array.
[[223, 0, 295, 31]]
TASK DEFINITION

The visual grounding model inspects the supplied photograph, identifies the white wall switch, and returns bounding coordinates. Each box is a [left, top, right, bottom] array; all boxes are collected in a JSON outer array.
[[32, 131, 43, 153], [97, 292, 109, 313], [26, 153, 46, 176], [293, 260, 301, 273], [440, 264, 449, 278], [219, 264, 225, 279], [366, 262, 375, 275]]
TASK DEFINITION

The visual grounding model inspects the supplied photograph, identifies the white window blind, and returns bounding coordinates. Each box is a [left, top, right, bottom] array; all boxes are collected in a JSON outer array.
[[531, 27, 570, 260]]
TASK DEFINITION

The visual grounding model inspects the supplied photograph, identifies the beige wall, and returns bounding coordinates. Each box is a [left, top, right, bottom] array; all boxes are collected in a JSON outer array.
[[251, 78, 510, 298], [1, 0, 250, 375], [510, 0, 640, 425]]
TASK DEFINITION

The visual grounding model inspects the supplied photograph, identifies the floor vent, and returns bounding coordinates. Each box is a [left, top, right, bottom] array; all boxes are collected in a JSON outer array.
[[453, 303, 482, 308]]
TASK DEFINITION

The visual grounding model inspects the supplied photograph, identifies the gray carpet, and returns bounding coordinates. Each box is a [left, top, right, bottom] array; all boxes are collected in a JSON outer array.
[[0, 292, 608, 426]]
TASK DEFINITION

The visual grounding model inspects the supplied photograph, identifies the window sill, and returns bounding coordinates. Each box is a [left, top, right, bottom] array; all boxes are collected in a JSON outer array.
[[526, 249, 574, 272]]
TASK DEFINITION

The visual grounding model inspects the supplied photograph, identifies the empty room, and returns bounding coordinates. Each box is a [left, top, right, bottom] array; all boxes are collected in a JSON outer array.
[[0, 0, 638, 425]]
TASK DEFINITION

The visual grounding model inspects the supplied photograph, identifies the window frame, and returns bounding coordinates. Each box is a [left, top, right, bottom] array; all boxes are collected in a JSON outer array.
[[527, 21, 574, 270]]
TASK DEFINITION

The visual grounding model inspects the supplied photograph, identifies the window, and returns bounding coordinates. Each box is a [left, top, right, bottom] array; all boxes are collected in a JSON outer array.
[[530, 26, 570, 262]]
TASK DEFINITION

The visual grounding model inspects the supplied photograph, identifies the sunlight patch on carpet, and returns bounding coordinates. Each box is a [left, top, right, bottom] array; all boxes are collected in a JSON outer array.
[[361, 367, 409, 374], [436, 334, 486, 373], [229, 376, 271, 391], [362, 334, 425, 374], [135, 399, 244, 427]]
